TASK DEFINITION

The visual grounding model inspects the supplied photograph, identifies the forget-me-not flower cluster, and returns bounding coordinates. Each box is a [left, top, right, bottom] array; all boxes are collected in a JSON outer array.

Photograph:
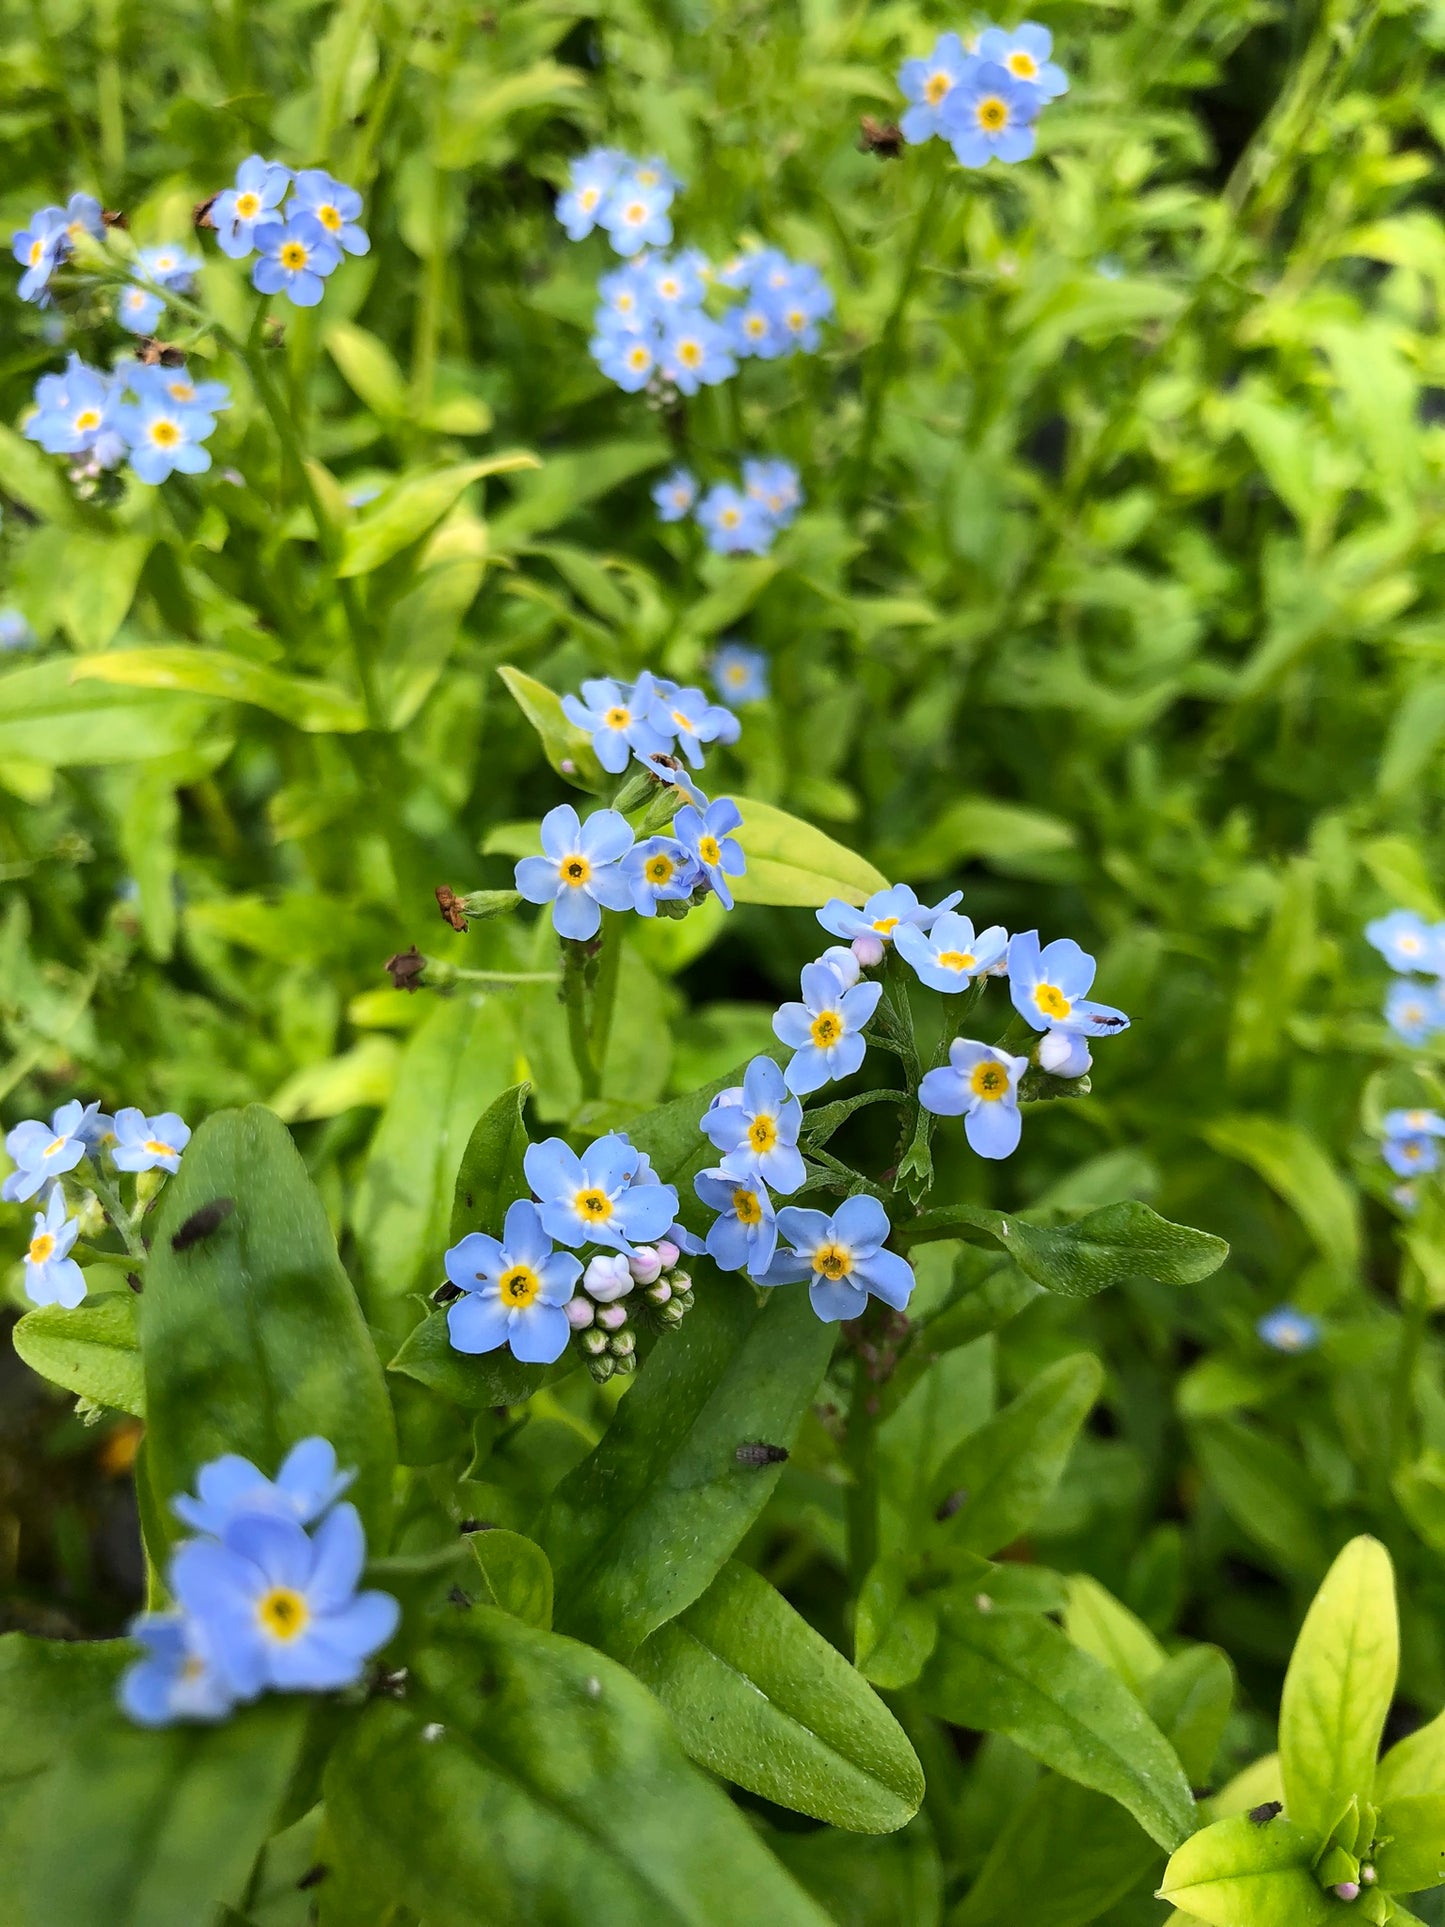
[[897, 21, 1067, 168], [1366, 909, 1445, 1046], [11, 193, 105, 305], [203, 156, 369, 306], [24, 354, 230, 486], [658, 457, 804, 556]]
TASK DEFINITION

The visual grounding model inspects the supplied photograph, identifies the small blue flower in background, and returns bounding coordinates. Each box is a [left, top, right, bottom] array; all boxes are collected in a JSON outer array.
[[702, 1054, 806, 1194], [130, 361, 232, 416], [1366, 909, 1442, 974], [898, 32, 974, 144], [649, 685, 741, 767], [1383, 1130, 1442, 1178], [562, 672, 669, 773], [600, 179, 673, 257], [172, 1438, 354, 1538], [940, 62, 1041, 167], [515, 803, 636, 941], [726, 294, 785, 359], [289, 169, 370, 256], [598, 258, 656, 328], [769, 264, 834, 355], [118, 282, 165, 335], [818, 883, 962, 953], [557, 148, 629, 240], [253, 213, 341, 307], [3, 1098, 93, 1202], [1383, 1106, 1445, 1139], [695, 1167, 778, 1275], [696, 482, 773, 555], [653, 465, 699, 523], [116, 394, 219, 483], [13, 206, 68, 304], [524, 1133, 680, 1254], [590, 313, 661, 392], [1258, 1306, 1320, 1354], [1386, 977, 1444, 1046], [919, 1039, 1029, 1159], [444, 1199, 581, 1365], [61, 193, 105, 245], [645, 250, 707, 313], [773, 962, 883, 1095], [896, 911, 1009, 993], [673, 798, 746, 910], [23, 1189, 86, 1309], [25, 358, 120, 458], [137, 243, 201, 292], [121, 1613, 234, 1726], [758, 1195, 915, 1324], [111, 1106, 191, 1173], [977, 22, 1070, 99], [1007, 930, 1130, 1037], [624, 836, 699, 915], [212, 155, 291, 260], [0, 607, 33, 651], [169, 1504, 399, 1697], [1394, 1181, 1421, 1214], [742, 458, 802, 527], [660, 312, 736, 394], [711, 642, 769, 707]]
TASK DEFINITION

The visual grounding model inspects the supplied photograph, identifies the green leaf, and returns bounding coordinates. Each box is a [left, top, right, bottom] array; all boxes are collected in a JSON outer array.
[[496, 663, 606, 792], [854, 1558, 940, 1690], [388, 1306, 546, 1409], [324, 319, 411, 416], [1279, 1536, 1398, 1841], [0, 658, 218, 766], [337, 456, 538, 577], [469, 1529, 554, 1630], [490, 439, 669, 545], [540, 1277, 833, 1658], [12, 1293, 144, 1417], [895, 1200, 1228, 1298], [767, 1825, 943, 1927], [1158, 1814, 1332, 1927], [0, 423, 81, 523], [881, 796, 1077, 882], [1373, 1794, 1445, 1893], [722, 795, 888, 908], [951, 1774, 1161, 1927], [1377, 1710, 1445, 1803], [55, 532, 152, 651], [1190, 1419, 1331, 1576], [632, 1560, 924, 1833], [142, 1105, 396, 1549], [376, 558, 485, 731], [449, 1080, 532, 1245], [1203, 1116, 1361, 1282], [69, 647, 367, 732], [325, 1612, 832, 1926], [1065, 1574, 1168, 1694], [917, 1599, 1197, 1850], [1145, 1646, 1234, 1787]]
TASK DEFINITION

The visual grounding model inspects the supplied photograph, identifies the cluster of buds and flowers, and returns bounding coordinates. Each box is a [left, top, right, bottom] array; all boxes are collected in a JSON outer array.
[[567, 1238, 697, 1382], [200, 155, 369, 306], [654, 457, 803, 557], [23, 352, 229, 491]]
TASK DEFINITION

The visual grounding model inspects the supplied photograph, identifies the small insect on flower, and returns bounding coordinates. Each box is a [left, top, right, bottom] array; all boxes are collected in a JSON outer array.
[[170, 1197, 236, 1251], [735, 1442, 789, 1467], [1006, 931, 1130, 1038]]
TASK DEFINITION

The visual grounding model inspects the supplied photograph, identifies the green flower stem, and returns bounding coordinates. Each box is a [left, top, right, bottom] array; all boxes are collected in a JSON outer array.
[[846, 1310, 885, 1606], [561, 942, 600, 1102], [588, 914, 624, 1086], [86, 1166, 147, 1265]]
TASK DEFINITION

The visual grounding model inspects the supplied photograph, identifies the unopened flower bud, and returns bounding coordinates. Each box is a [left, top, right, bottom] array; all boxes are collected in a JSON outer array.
[[660, 1300, 686, 1326], [1360, 1866, 1376, 1887], [589, 1351, 615, 1382], [820, 944, 862, 988], [560, 757, 576, 775], [580, 1327, 608, 1355], [670, 1270, 692, 1295], [597, 1302, 628, 1331], [584, 1253, 633, 1303], [1038, 1029, 1091, 1078], [613, 1349, 637, 1376], [627, 1246, 663, 1285], [646, 1279, 672, 1304], [610, 1329, 636, 1357], [851, 934, 885, 969], [656, 1238, 681, 1269], [1334, 1885, 1360, 1903], [565, 1296, 595, 1330]]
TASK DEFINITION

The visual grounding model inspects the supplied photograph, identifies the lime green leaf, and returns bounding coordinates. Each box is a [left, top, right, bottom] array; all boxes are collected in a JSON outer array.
[[268, 1036, 400, 1122], [338, 455, 538, 577], [12, 1294, 144, 1417], [1377, 1711, 1445, 1803], [490, 439, 668, 545], [56, 532, 151, 652], [723, 794, 888, 908], [1373, 1794, 1445, 1893], [69, 648, 366, 732], [1203, 1115, 1360, 1281], [0, 658, 217, 765], [854, 1558, 939, 1690], [882, 796, 1077, 881], [1279, 1536, 1398, 1841], [897, 1199, 1227, 1298], [470, 1529, 553, 1630], [497, 663, 606, 792], [324, 319, 410, 416], [1066, 1573, 1168, 1693], [0, 423, 81, 522], [1158, 1814, 1332, 1927], [632, 1560, 924, 1833]]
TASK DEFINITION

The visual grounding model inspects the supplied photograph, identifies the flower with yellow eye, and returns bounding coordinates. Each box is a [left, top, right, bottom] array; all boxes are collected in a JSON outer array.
[[646, 685, 740, 768], [705, 1054, 806, 1195], [120, 1613, 234, 1726], [515, 802, 636, 941], [1367, 909, 1444, 976], [24, 358, 120, 458], [598, 176, 673, 258], [711, 642, 769, 708], [896, 911, 1009, 994], [757, 1195, 915, 1324], [919, 1038, 1030, 1159], [653, 464, 699, 523], [562, 671, 668, 773], [3, 1098, 95, 1202], [111, 1106, 192, 1173], [897, 30, 975, 145], [290, 168, 370, 257], [696, 1166, 779, 1275], [138, 242, 201, 291], [660, 311, 736, 395], [22, 1188, 85, 1309], [444, 1199, 582, 1364], [625, 835, 700, 916], [977, 21, 1070, 101], [1006, 930, 1130, 1039], [742, 457, 804, 528], [117, 282, 164, 335], [252, 212, 342, 308], [591, 312, 664, 391], [212, 154, 291, 260], [938, 61, 1041, 168], [773, 960, 883, 1096], [1386, 978, 1445, 1046], [696, 482, 774, 556], [525, 1133, 680, 1255], [673, 798, 746, 910], [556, 146, 629, 240], [818, 883, 962, 951]]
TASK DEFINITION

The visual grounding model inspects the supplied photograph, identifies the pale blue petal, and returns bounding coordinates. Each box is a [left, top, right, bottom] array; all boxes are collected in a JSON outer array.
[[515, 856, 559, 905], [857, 1246, 915, 1311], [446, 1231, 506, 1289], [965, 1102, 1022, 1160], [809, 1278, 869, 1323], [447, 1292, 513, 1353], [508, 1300, 571, 1364], [832, 1193, 889, 1254]]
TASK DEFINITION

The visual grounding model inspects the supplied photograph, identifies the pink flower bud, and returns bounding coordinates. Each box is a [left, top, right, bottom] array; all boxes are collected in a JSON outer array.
[[1360, 1866, 1377, 1887], [646, 1280, 672, 1304], [1333, 1885, 1359, 1903], [851, 933, 885, 969], [560, 757, 576, 774], [564, 1296, 595, 1330], [820, 944, 862, 989], [597, 1302, 628, 1331], [627, 1246, 663, 1285], [655, 1239, 681, 1269], [584, 1253, 633, 1303]]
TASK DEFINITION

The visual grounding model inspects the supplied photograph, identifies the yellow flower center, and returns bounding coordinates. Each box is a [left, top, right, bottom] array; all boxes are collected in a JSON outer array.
[[561, 855, 591, 888], [1405, 1142, 1423, 1161], [646, 853, 676, 885], [811, 1010, 842, 1047], [719, 508, 739, 528], [727, 665, 748, 684], [258, 1587, 309, 1641], [671, 709, 697, 733], [813, 1241, 851, 1281], [627, 345, 651, 370], [576, 1187, 613, 1223], [977, 96, 1010, 132], [604, 706, 630, 729], [925, 71, 952, 104], [734, 1188, 763, 1226], [29, 239, 44, 265], [579, 185, 600, 211], [235, 192, 261, 219], [1402, 934, 1421, 952], [498, 1263, 540, 1307], [42, 1135, 71, 1159], [144, 1137, 178, 1157], [1034, 984, 1071, 1020], [971, 1062, 1008, 1101], [937, 950, 975, 973], [749, 1115, 778, 1153], [1007, 51, 1038, 79], [150, 420, 181, 448], [317, 204, 343, 232], [1407, 1110, 1430, 1129], [623, 201, 647, 225], [168, 381, 195, 401], [678, 340, 703, 367], [785, 308, 806, 331], [28, 1232, 55, 1265], [746, 315, 766, 336], [698, 835, 721, 866], [280, 241, 309, 270], [658, 278, 679, 299], [635, 168, 659, 187], [872, 916, 900, 935]]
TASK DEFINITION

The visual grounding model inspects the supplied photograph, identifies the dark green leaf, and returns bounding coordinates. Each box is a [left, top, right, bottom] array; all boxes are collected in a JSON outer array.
[[951, 1774, 1160, 1927], [12, 1293, 144, 1417], [469, 1529, 553, 1629], [388, 1306, 547, 1410], [449, 1080, 532, 1244], [894, 1199, 1227, 1297]]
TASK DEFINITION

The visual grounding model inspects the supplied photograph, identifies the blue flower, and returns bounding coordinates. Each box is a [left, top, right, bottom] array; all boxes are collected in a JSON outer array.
[[660, 312, 736, 395], [896, 911, 1009, 993], [0, 607, 33, 651], [757, 1195, 915, 1324], [61, 193, 105, 246], [637, 750, 712, 810], [591, 320, 660, 392], [524, 1133, 679, 1254], [649, 685, 741, 767], [120, 1612, 235, 1726], [702, 1054, 806, 1194], [898, 32, 976, 144], [289, 169, 370, 256], [170, 1503, 399, 1697], [252, 213, 342, 306], [1394, 1181, 1421, 1215], [515, 803, 636, 941], [742, 458, 803, 528], [562, 672, 670, 774], [712, 643, 769, 706], [1384, 1106, 1445, 1140], [1383, 1131, 1441, 1178], [599, 179, 673, 257], [696, 483, 774, 555], [117, 282, 165, 335], [13, 206, 67, 304], [1257, 1306, 1320, 1354], [23, 1188, 85, 1309], [673, 798, 746, 910], [212, 155, 291, 260], [653, 465, 699, 522], [918, 1038, 1029, 1159], [172, 1438, 355, 1539], [773, 962, 883, 1095], [1366, 909, 1441, 974], [1006, 930, 1130, 1037], [137, 243, 201, 292], [111, 1106, 191, 1173], [129, 361, 232, 416], [556, 148, 630, 240], [726, 294, 787, 360], [1386, 977, 1444, 1045], [818, 883, 962, 951], [1037, 1028, 1092, 1078], [940, 62, 1042, 167], [617, 1140, 705, 1256], [977, 22, 1069, 100], [628, 157, 682, 197], [115, 394, 217, 483], [695, 1167, 778, 1275], [624, 835, 700, 915], [766, 264, 834, 355], [597, 259, 655, 327], [25, 358, 119, 457], [645, 250, 707, 314], [3, 1098, 93, 1202], [445, 1199, 581, 1365]]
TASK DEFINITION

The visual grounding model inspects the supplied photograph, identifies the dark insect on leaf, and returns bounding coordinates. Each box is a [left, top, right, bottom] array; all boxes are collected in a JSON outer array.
[[447, 1585, 473, 1609], [458, 1519, 493, 1534], [296, 1865, 329, 1891], [170, 1197, 236, 1251], [1249, 1801, 1283, 1826], [858, 115, 905, 158], [435, 883, 469, 932], [735, 1441, 788, 1467], [935, 1487, 969, 1522]]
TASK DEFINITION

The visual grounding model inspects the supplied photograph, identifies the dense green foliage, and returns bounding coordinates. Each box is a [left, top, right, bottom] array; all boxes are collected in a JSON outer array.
[[5, 0, 1445, 1920]]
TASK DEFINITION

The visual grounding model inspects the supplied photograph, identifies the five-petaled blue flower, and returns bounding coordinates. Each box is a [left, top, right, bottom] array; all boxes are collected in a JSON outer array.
[[23, 1188, 86, 1309], [660, 314, 736, 395], [818, 883, 962, 951], [712, 643, 769, 707], [253, 213, 342, 306], [696, 483, 774, 555], [556, 148, 629, 241], [137, 243, 201, 291], [524, 1133, 679, 1255], [898, 31, 974, 144], [600, 179, 673, 257], [1383, 1129, 1442, 1178], [895, 911, 1009, 993], [212, 155, 291, 260], [649, 686, 741, 767], [515, 803, 636, 941], [1386, 977, 1444, 1045], [1007, 930, 1130, 1037], [773, 962, 883, 1095], [562, 672, 669, 774], [129, 361, 232, 416], [114, 395, 217, 483], [111, 1106, 191, 1173], [940, 62, 1041, 167], [673, 798, 746, 910], [977, 22, 1070, 100], [919, 1039, 1029, 1159], [624, 836, 699, 915], [118, 282, 165, 335], [591, 321, 658, 392], [121, 1613, 235, 1726], [702, 1054, 806, 1194], [695, 1167, 778, 1276], [646, 250, 707, 312], [1257, 1306, 1321, 1355], [3, 1098, 94, 1202], [742, 458, 802, 527], [653, 466, 699, 522], [25, 356, 118, 456], [758, 1195, 915, 1324], [172, 1437, 355, 1539], [444, 1198, 581, 1365], [289, 169, 370, 256], [1366, 909, 1442, 975]]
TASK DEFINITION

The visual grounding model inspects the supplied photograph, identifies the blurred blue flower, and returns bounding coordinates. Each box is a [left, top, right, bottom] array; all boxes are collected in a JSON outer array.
[[115, 396, 218, 484], [703, 1054, 806, 1194], [696, 483, 774, 555], [940, 62, 1041, 167], [524, 1133, 679, 1254], [591, 319, 660, 391], [1257, 1306, 1320, 1354], [660, 312, 736, 394], [24, 356, 118, 457], [13, 206, 68, 303], [252, 213, 341, 306], [653, 465, 699, 522], [712, 642, 769, 706], [757, 1195, 915, 1323], [562, 672, 669, 774], [289, 169, 370, 256], [1367, 909, 1442, 975], [1385, 977, 1443, 1046], [3, 1098, 93, 1202], [898, 31, 975, 144], [137, 243, 201, 291], [818, 883, 962, 950], [172, 1438, 355, 1539], [695, 1167, 778, 1275], [673, 798, 746, 909], [61, 193, 105, 245], [742, 457, 803, 527], [23, 1188, 85, 1309], [599, 178, 673, 256], [896, 911, 1009, 992], [557, 148, 629, 240], [1007, 930, 1130, 1037], [212, 155, 291, 260], [117, 282, 165, 334], [648, 685, 741, 767], [515, 803, 636, 941], [0, 607, 33, 651], [773, 962, 883, 1095], [624, 835, 700, 915], [977, 22, 1069, 99], [768, 264, 834, 354], [1394, 1181, 1421, 1215], [120, 1613, 234, 1726], [597, 258, 654, 328], [919, 1038, 1029, 1159], [645, 250, 707, 313], [1383, 1131, 1441, 1178], [445, 1198, 581, 1365], [129, 362, 232, 415], [726, 294, 787, 359], [111, 1106, 191, 1172]]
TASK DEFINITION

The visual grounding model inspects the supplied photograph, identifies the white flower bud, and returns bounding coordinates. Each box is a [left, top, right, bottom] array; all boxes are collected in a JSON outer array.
[[581, 1327, 609, 1355], [707, 1089, 744, 1114], [627, 1246, 663, 1285], [670, 1270, 692, 1295], [584, 1253, 633, 1302], [820, 944, 862, 988], [850, 934, 885, 969], [655, 1238, 681, 1269], [1038, 1029, 1091, 1078], [565, 1295, 595, 1330], [610, 1329, 636, 1357], [646, 1279, 672, 1304], [597, 1301, 629, 1331]]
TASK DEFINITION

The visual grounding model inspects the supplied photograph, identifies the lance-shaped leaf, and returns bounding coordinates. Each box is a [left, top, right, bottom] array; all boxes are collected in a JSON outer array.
[[632, 1560, 924, 1833], [1158, 1814, 1332, 1926], [497, 663, 605, 791], [894, 1199, 1227, 1298], [141, 1105, 396, 1548], [1279, 1535, 1398, 1841], [721, 795, 887, 909], [449, 1080, 532, 1244], [952, 1773, 1161, 1927], [917, 1597, 1196, 1850], [1378, 1710, 1445, 1802], [0, 658, 217, 766], [1065, 1574, 1168, 1694], [69, 648, 366, 733], [540, 1276, 833, 1658], [337, 454, 538, 576], [325, 1611, 832, 1926], [12, 1293, 144, 1417], [1374, 1794, 1445, 1894]]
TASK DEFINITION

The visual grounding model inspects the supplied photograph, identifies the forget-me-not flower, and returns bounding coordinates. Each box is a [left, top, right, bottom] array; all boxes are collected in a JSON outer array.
[[556, 148, 628, 240], [742, 458, 803, 528], [289, 170, 370, 255], [1384, 1107, 1445, 1141], [597, 258, 654, 327], [653, 465, 699, 522], [3, 1098, 93, 1202], [624, 836, 700, 915], [818, 883, 962, 951], [515, 803, 635, 941], [898, 32, 975, 144], [619, 1138, 705, 1257], [919, 1038, 1029, 1159], [1383, 1130, 1442, 1178], [695, 1167, 778, 1275], [212, 155, 291, 259], [660, 313, 736, 394], [1367, 909, 1442, 975], [25, 357, 118, 457], [646, 251, 706, 312], [895, 911, 1008, 993], [111, 1106, 191, 1173], [773, 962, 883, 1095], [600, 179, 673, 257], [562, 672, 669, 774], [1037, 1028, 1091, 1078], [524, 1133, 680, 1254], [13, 206, 67, 304], [253, 213, 341, 306], [726, 293, 787, 360], [591, 320, 659, 392], [940, 63, 1041, 167], [769, 266, 834, 354], [0, 608, 34, 651], [120, 1613, 235, 1726], [672, 798, 746, 910], [23, 1189, 86, 1308], [172, 1438, 355, 1539], [712, 642, 769, 707], [696, 483, 774, 555], [137, 244, 201, 292], [1007, 931, 1130, 1037], [444, 1199, 581, 1365], [118, 282, 165, 334], [702, 1054, 806, 1193], [758, 1195, 915, 1324], [977, 22, 1069, 99], [1386, 977, 1444, 1045], [650, 686, 741, 767], [115, 395, 218, 483], [1258, 1306, 1321, 1354], [129, 362, 232, 416]]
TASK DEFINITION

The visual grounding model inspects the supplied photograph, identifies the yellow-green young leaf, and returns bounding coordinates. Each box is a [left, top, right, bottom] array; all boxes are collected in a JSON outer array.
[[722, 795, 887, 908], [324, 319, 410, 416], [1158, 1814, 1332, 1927], [854, 1558, 939, 1690], [1202, 1115, 1361, 1282], [1373, 1795, 1445, 1894], [0, 659, 217, 766], [1211, 1752, 1283, 1818], [56, 532, 151, 652], [496, 663, 605, 792], [69, 649, 366, 733], [882, 796, 1077, 881], [1065, 1574, 1168, 1694], [12, 1294, 144, 1417], [338, 455, 538, 577], [1377, 1710, 1445, 1803], [1279, 1536, 1398, 1841], [269, 1036, 400, 1122]]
